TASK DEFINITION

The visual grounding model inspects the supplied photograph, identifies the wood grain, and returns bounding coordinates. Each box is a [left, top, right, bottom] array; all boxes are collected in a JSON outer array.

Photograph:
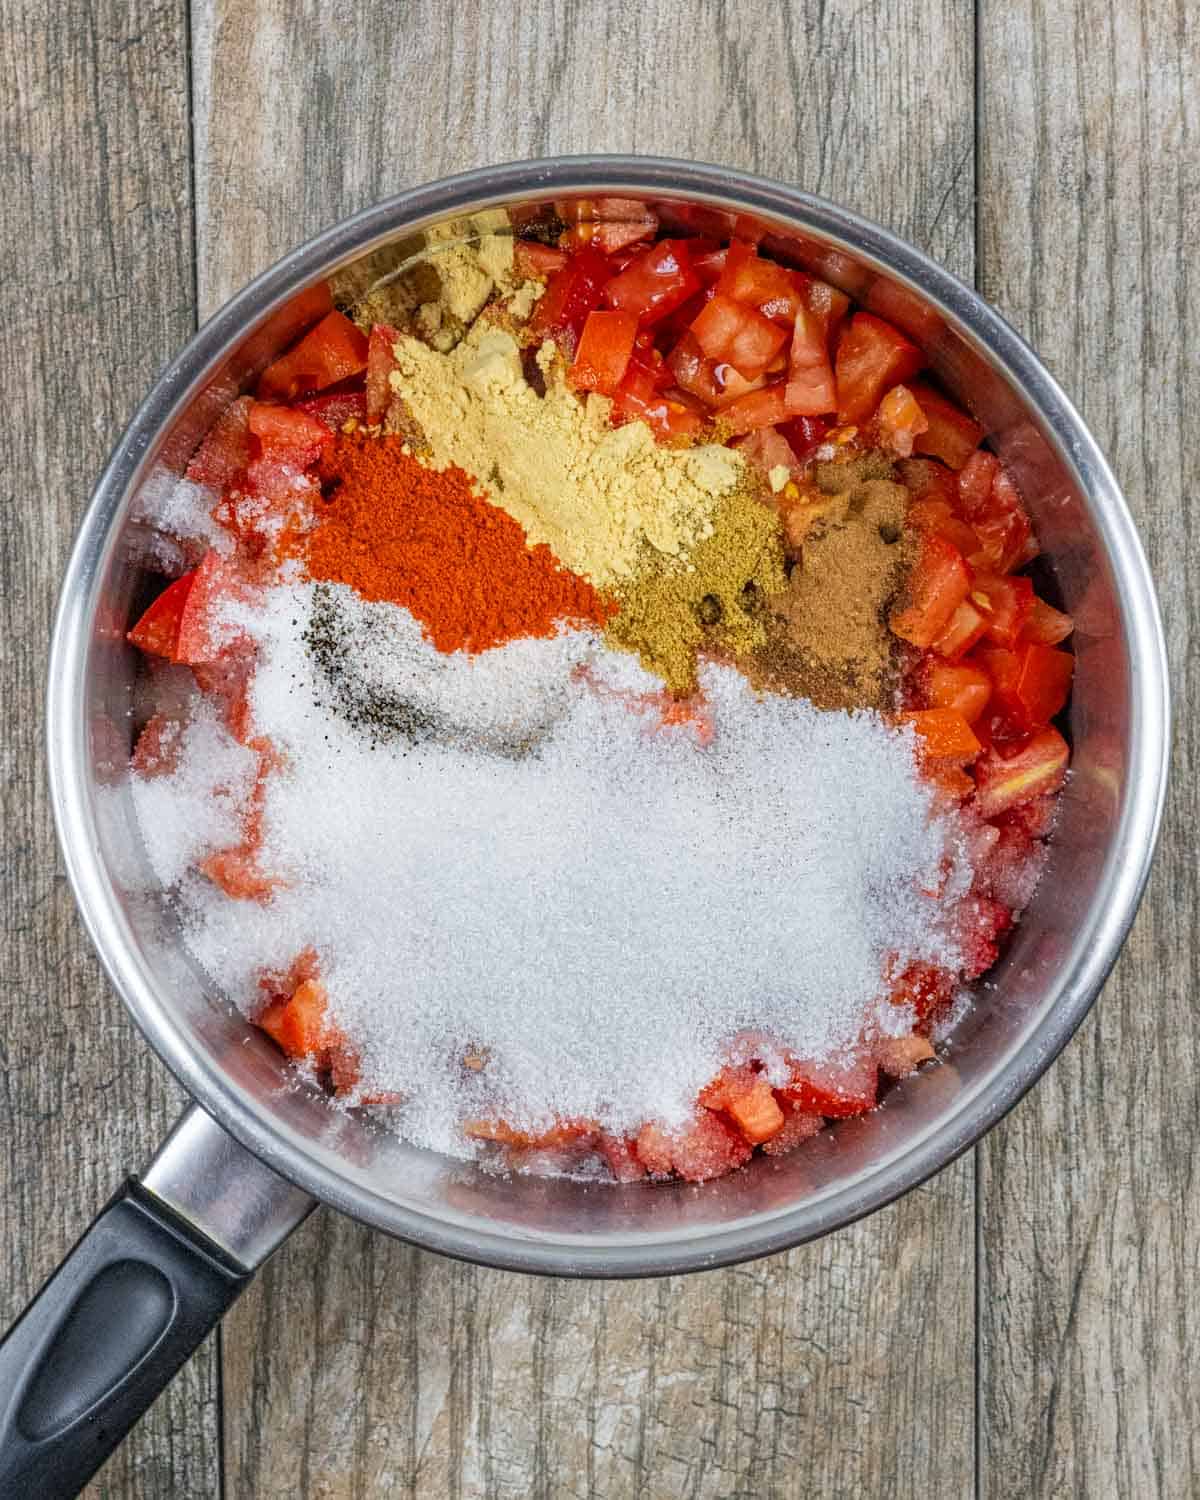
[[0, 2, 216, 1497], [976, 2, 1199, 1496], [194, 2, 978, 1497]]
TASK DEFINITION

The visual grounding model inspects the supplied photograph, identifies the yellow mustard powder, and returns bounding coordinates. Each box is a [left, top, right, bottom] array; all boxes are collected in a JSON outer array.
[[388, 326, 744, 585]]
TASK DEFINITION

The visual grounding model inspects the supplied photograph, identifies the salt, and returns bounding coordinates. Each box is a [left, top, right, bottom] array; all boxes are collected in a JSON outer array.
[[130, 581, 973, 1158]]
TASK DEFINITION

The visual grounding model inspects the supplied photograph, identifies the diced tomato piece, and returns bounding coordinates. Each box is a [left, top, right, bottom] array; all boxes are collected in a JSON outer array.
[[528, 247, 610, 348], [1022, 596, 1074, 646], [185, 397, 253, 489], [669, 1111, 753, 1182], [906, 498, 982, 559], [295, 389, 368, 431], [778, 415, 831, 464], [965, 466, 1039, 573], [665, 332, 724, 406], [923, 661, 992, 723], [598, 1134, 648, 1182], [174, 550, 242, 665], [247, 401, 331, 459], [365, 323, 402, 424], [732, 425, 805, 485], [611, 361, 707, 445], [130, 713, 184, 778], [1014, 643, 1074, 724], [716, 241, 805, 323], [973, 728, 1070, 817], [634, 1121, 676, 1176], [890, 961, 956, 1026], [690, 293, 789, 379], [760, 1102, 824, 1156], [834, 313, 924, 425], [258, 978, 329, 1057], [970, 573, 1035, 647], [899, 707, 982, 761], [191, 636, 257, 741], [127, 570, 198, 660], [1000, 792, 1058, 839], [957, 450, 999, 510], [719, 381, 790, 435], [257, 311, 369, 403], [783, 1053, 878, 1119], [807, 279, 852, 346], [877, 383, 930, 457], [953, 895, 1013, 978], [200, 846, 278, 902], [898, 457, 957, 505], [514, 239, 570, 278], [907, 383, 983, 469], [569, 309, 638, 395], [783, 300, 837, 415], [601, 238, 701, 325], [890, 534, 972, 648], [700, 1066, 786, 1144], [688, 242, 728, 285], [876, 1033, 937, 1078]]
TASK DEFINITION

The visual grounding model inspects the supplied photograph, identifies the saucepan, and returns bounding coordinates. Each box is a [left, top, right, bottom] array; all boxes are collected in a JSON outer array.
[[0, 157, 1169, 1496]]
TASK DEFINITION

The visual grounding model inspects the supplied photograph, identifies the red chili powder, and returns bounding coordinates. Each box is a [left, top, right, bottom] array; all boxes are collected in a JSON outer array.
[[303, 431, 613, 653]]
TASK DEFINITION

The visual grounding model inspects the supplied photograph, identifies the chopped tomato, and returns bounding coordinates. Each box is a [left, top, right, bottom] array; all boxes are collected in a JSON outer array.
[[906, 498, 981, 559], [760, 1102, 824, 1156], [295, 389, 368, 431], [897, 456, 958, 505], [899, 707, 982, 761], [876, 1033, 937, 1079], [528, 247, 610, 348], [978, 642, 1073, 729], [783, 1053, 878, 1119], [688, 242, 728, 285], [719, 381, 790, 435], [889, 961, 955, 1026], [601, 238, 701, 325], [247, 401, 332, 459], [964, 466, 1038, 573], [665, 332, 724, 406], [973, 728, 1070, 816], [970, 573, 1034, 647], [877, 383, 929, 457], [954, 896, 1013, 978], [200, 846, 278, 902], [889, 534, 972, 648], [513, 239, 570, 278], [700, 1066, 786, 1144], [1023, 596, 1074, 646], [569, 309, 638, 395], [598, 1134, 648, 1182], [130, 713, 184, 778], [807, 278, 852, 346], [690, 293, 788, 379], [257, 311, 369, 403], [174, 550, 241, 665], [864, 277, 946, 344], [778, 414, 831, 464], [957, 450, 999, 510], [128, 570, 198, 660], [716, 241, 805, 323], [259, 978, 329, 1057], [923, 661, 992, 723], [834, 313, 924, 425], [365, 323, 402, 424], [907, 383, 983, 469], [784, 301, 837, 414], [185, 397, 253, 489], [611, 361, 707, 444], [635, 1111, 751, 1182]]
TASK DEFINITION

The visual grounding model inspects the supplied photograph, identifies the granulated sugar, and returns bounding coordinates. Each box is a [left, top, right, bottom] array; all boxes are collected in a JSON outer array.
[[132, 582, 971, 1155]]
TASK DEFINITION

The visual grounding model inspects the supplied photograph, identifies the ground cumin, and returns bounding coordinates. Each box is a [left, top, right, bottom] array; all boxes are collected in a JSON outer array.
[[746, 460, 914, 711]]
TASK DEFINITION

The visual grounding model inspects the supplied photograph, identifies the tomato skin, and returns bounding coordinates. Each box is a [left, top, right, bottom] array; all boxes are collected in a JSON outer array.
[[569, 309, 639, 395], [257, 311, 369, 403], [907, 382, 983, 469], [834, 312, 924, 424], [601, 238, 701, 325], [690, 293, 789, 378], [127, 570, 198, 660], [890, 534, 972, 648]]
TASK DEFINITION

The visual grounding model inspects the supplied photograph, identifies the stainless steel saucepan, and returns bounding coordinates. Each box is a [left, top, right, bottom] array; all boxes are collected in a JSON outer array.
[[0, 157, 1169, 1496]]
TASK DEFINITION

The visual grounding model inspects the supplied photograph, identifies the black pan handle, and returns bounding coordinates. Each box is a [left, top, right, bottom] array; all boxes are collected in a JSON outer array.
[[0, 1107, 314, 1498]]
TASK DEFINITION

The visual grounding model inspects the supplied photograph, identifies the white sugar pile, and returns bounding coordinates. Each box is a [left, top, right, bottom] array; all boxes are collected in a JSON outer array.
[[130, 582, 971, 1154]]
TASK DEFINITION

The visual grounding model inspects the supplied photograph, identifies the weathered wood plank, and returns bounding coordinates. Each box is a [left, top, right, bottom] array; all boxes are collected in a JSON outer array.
[[0, 2, 217, 1497], [977, 2, 1199, 1496], [196, 2, 979, 1496]]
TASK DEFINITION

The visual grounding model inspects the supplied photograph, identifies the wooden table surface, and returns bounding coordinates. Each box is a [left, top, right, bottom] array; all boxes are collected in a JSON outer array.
[[3, 2, 1196, 1496]]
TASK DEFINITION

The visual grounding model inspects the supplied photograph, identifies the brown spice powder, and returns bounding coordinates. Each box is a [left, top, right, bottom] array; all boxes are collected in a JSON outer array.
[[746, 460, 914, 711]]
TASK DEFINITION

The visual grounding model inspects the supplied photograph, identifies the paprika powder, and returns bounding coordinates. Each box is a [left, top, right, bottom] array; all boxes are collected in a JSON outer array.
[[303, 431, 613, 654]]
